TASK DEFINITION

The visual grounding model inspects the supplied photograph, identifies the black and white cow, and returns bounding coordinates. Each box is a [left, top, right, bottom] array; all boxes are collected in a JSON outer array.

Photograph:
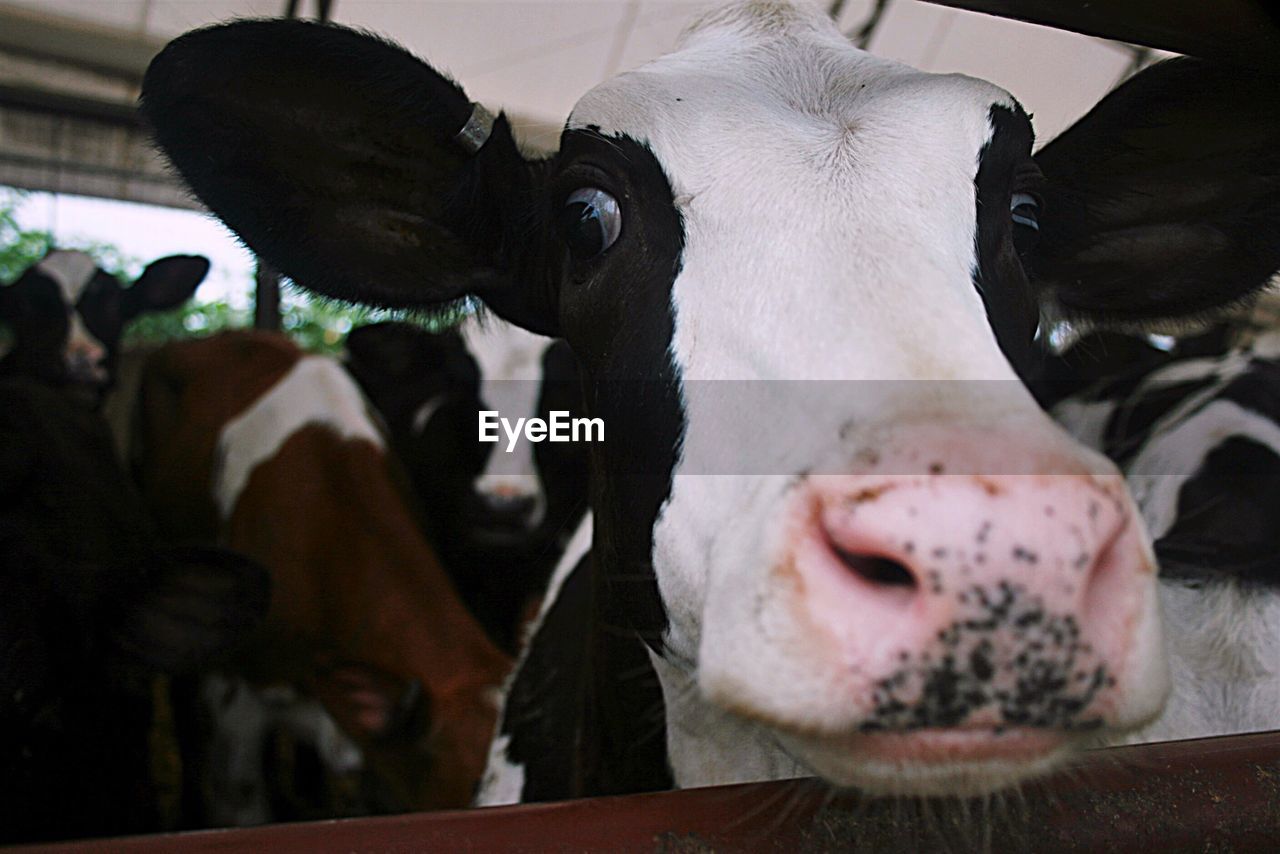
[[1052, 324, 1280, 742], [461, 315, 588, 544], [0, 249, 209, 399], [140, 1, 1280, 802], [345, 317, 588, 649]]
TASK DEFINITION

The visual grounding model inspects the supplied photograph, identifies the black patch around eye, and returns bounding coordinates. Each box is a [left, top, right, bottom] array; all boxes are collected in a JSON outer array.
[[561, 201, 606, 257], [34, 282, 67, 317], [559, 187, 622, 259], [1010, 192, 1042, 256], [76, 275, 126, 349], [550, 129, 686, 653], [973, 103, 1040, 382]]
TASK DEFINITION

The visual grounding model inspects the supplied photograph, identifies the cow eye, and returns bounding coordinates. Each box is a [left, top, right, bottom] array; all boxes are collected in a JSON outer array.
[[560, 187, 621, 259], [1010, 192, 1040, 252]]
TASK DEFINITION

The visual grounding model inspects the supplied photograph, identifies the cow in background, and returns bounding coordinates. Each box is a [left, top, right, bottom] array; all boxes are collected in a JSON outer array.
[[460, 315, 588, 548], [134, 330, 510, 820], [1051, 319, 1280, 743], [345, 319, 588, 650], [0, 250, 208, 402], [0, 377, 268, 843]]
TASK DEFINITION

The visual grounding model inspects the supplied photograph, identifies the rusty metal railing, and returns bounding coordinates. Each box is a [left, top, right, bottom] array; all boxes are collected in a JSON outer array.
[[16, 730, 1280, 853]]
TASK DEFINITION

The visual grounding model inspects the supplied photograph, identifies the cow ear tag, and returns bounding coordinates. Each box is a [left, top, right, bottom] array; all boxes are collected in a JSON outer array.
[[455, 102, 496, 154]]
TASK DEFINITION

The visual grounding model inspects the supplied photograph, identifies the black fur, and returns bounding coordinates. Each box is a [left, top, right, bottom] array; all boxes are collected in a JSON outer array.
[[1033, 57, 1280, 326], [0, 379, 268, 842], [973, 103, 1041, 381]]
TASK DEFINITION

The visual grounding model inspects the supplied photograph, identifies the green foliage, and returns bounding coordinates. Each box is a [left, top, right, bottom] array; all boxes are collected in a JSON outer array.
[[123, 299, 251, 345], [1, 190, 54, 283], [281, 290, 389, 354], [2, 187, 438, 356], [1, 189, 142, 283]]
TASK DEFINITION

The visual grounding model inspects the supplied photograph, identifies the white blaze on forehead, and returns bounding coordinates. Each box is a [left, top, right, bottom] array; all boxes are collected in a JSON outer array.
[[566, 0, 1046, 552], [214, 355, 384, 518], [36, 250, 99, 305], [463, 316, 553, 498], [569, 0, 1021, 388]]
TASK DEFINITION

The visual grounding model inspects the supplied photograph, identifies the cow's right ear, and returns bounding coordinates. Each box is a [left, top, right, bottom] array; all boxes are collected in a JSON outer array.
[[141, 20, 553, 331]]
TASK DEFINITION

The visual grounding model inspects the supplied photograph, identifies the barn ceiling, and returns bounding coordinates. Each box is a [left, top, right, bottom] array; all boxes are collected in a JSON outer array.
[[0, 0, 1183, 207]]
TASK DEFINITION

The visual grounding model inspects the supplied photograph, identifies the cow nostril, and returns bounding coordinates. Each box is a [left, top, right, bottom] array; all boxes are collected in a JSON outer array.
[[830, 544, 917, 589]]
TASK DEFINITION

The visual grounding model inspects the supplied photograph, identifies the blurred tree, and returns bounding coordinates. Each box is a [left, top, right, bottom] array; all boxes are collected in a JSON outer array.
[[0, 190, 54, 281], [3, 188, 436, 356]]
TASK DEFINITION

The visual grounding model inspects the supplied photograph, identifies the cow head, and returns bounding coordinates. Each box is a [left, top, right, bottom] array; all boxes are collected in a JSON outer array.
[[141, 1, 1280, 796], [344, 321, 488, 530], [0, 250, 208, 397], [347, 318, 588, 552], [461, 318, 561, 540]]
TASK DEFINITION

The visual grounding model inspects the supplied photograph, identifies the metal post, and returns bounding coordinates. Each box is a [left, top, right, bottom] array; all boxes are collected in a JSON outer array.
[[253, 260, 282, 331]]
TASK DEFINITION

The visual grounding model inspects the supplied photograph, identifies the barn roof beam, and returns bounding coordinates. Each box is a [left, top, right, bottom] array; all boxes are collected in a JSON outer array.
[[0, 2, 163, 83], [923, 0, 1280, 71]]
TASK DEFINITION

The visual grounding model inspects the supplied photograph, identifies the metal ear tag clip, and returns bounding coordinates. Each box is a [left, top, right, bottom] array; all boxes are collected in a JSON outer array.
[[455, 102, 496, 154]]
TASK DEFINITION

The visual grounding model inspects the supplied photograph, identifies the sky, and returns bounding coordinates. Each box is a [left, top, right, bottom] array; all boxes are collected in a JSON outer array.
[[9, 189, 257, 308]]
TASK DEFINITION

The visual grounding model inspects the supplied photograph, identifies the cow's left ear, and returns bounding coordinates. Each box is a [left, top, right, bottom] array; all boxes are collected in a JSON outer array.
[[1032, 57, 1280, 328], [141, 20, 554, 333], [123, 255, 209, 320]]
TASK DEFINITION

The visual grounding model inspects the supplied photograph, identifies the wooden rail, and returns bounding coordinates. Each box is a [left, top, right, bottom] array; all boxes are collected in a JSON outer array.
[[16, 731, 1280, 853]]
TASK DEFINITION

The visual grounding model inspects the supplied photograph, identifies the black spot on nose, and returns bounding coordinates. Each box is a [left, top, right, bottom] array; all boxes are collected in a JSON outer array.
[[970, 645, 994, 681]]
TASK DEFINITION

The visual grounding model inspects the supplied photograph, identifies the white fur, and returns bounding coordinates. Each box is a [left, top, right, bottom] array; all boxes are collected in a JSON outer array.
[[1055, 332, 1280, 743], [462, 315, 553, 523], [476, 514, 593, 806], [201, 674, 363, 827], [36, 250, 97, 305], [651, 651, 808, 789], [1050, 397, 1120, 453], [214, 355, 384, 519], [34, 250, 108, 377], [475, 733, 525, 807], [1131, 580, 1280, 743], [563, 0, 1165, 791]]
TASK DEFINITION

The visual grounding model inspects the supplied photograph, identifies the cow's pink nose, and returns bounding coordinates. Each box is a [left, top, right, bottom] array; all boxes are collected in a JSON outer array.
[[793, 466, 1153, 731]]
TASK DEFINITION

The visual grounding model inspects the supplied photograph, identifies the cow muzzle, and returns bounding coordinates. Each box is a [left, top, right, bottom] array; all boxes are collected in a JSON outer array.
[[698, 424, 1169, 795]]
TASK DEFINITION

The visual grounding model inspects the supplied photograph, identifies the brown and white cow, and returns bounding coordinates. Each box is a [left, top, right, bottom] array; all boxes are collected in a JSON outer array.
[[140, 1, 1280, 802], [134, 330, 510, 815]]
